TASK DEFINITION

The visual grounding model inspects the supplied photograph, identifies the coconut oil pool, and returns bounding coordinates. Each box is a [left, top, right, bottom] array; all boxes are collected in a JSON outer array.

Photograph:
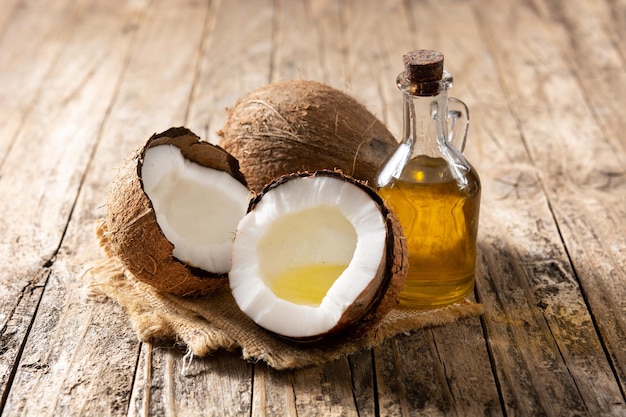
[[267, 263, 347, 306]]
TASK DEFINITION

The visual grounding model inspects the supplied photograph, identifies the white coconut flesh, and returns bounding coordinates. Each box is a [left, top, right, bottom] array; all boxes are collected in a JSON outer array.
[[230, 175, 387, 338], [141, 144, 250, 273]]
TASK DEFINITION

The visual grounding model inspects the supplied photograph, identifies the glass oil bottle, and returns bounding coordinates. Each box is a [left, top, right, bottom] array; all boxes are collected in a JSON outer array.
[[376, 50, 481, 308]]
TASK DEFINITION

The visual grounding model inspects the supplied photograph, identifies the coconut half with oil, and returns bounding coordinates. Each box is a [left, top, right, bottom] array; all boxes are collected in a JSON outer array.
[[229, 171, 408, 340]]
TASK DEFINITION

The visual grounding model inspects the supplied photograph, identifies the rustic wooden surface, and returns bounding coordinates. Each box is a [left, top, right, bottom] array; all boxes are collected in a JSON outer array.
[[1, 0, 625, 415]]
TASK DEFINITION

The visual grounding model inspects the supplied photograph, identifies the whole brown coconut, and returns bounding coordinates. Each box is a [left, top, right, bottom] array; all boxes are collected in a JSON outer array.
[[97, 127, 248, 296], [218, 80, 399, 193]]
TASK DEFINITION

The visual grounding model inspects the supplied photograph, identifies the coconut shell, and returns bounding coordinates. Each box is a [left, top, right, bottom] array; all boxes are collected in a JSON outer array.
[[99, 127, 247, 296], [245, 170, 408, 342], [217, 80, 399, 193]]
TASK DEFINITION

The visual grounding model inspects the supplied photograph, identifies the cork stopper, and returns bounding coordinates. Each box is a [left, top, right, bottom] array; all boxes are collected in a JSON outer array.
[[403, 50, 444, 83]]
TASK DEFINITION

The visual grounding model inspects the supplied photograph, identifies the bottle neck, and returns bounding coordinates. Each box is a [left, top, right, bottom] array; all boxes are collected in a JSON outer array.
[[402, 90, 450, 159], [375, 71, 469, 188]]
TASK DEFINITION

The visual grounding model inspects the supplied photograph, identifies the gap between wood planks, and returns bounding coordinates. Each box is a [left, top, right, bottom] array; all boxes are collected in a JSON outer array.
[[0, 269, 49, 414]]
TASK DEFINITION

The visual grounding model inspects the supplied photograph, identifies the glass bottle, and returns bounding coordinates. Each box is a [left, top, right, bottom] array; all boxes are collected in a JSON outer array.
[[376, 50, 481, 308]]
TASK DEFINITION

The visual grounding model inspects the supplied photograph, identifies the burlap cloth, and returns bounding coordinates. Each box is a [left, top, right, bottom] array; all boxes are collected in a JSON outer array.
[[84, 254, 483, 370]]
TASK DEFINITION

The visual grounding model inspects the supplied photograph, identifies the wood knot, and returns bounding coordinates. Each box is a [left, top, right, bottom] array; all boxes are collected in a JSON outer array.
[[583, 169, 626, 191], [489, 166, 542, 201]]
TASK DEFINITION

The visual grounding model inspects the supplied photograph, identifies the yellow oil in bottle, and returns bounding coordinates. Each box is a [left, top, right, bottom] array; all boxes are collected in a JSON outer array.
[[378, 156, 480, 308], [267, 264, 348, 306]]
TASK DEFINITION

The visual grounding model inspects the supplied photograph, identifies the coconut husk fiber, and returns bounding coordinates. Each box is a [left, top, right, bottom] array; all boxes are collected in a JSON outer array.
[[84, 248, 483, 370]]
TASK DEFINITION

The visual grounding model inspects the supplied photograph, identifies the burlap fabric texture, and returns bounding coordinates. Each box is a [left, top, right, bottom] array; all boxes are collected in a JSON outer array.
[[84, 253, 483, 370]]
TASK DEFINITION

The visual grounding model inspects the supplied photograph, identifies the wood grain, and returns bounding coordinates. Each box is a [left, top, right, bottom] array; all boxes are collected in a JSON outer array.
[[0, 0, 144, 413], [0, 0, 76, 161], [474, 2, 626, 414], [186, 0, 274, 144], [0, 0, 625, 415]]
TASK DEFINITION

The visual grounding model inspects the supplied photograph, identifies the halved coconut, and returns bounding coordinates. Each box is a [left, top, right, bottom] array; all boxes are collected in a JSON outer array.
[[229, 170, 407, 340], [99, 127, 250, 296]]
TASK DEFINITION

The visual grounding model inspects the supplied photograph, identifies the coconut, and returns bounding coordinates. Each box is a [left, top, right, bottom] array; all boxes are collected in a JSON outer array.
[[217, 80, 399, 193], [229, 170, 408, 341], [98, 127, 250, 296]]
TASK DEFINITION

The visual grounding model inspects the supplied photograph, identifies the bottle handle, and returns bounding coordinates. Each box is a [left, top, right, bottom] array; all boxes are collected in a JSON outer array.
[[447, 97, 470, 152]]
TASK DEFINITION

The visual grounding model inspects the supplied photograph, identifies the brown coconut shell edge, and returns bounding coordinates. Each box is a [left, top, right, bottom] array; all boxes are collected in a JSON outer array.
[[100, 127, 248, 297], [245, 170, 408, 343]]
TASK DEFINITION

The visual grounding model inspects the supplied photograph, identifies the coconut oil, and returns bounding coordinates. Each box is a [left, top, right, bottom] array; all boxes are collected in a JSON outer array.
[[378, 156, 479, 306], [376, 50, 481, 308], [268, 263, 347, 306]]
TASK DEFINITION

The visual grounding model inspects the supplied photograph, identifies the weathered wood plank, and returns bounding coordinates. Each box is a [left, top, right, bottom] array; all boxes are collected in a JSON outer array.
[[342, 0, 413, 136], [375, 331, 457, 417], [0, 0, 21, 38], [0, 0, 78, 163], [251, 364, 298, 416], [430, 320, 502, 416], [130, 346, 253, 417], [607, 0, 626, 64], [472, 0, 626, 414], [372, 310, 499, 415], [0, 0, 139, 410], [252, 354, 377, 417], [477, 212, 592, 416], [0, 270, 47, 409], [270, 0, 346, 89], [2, 275, 140, 416], [347, 351, 376, 417], [541, 0, 626, 391], [0, 0, 152, 415], [271, 0, 325, 83], [186, 0, 274, 144], [2, 0, 214, 414], [292, 359, 360, 417], [303, 0, 350, 89]]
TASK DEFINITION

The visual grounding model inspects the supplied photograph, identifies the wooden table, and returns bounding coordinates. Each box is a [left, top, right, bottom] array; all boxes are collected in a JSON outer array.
[[1, 0, 625, 415]]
